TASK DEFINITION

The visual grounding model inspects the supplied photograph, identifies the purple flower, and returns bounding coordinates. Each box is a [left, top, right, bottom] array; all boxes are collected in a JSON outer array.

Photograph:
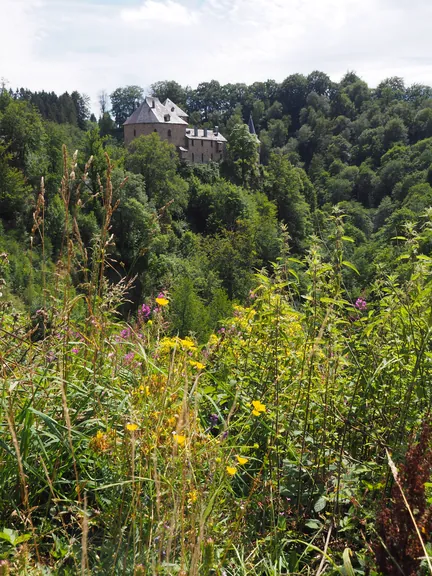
[[218, 327, 226, 334], [120, 328, 131, 339], [46, 350, 57, 363], [209, 413, 219, 427], [140, 304, 151, 318], [355, 298, 367, 311], [123, 351, 135, 365], [71, 348, 79, 354]]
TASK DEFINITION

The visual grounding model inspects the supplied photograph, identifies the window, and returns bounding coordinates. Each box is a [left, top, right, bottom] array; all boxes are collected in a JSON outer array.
[[202, 153, 204, 163], [211, 153, 213, 160], [134, 129, 136, 137], [154, 129, 157, 133], [191, 140, 194, 147], [192, 153, 194, 162], [168, 129, 172, 138]]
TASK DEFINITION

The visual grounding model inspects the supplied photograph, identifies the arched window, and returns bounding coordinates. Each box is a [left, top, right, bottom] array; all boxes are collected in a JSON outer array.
[[201, 153, 204, 163], [168, 129, 172, 138]]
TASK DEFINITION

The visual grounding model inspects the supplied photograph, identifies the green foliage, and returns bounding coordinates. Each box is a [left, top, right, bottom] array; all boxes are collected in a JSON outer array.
[[126, 133, 188, 215], [110, 85, 144, 126]]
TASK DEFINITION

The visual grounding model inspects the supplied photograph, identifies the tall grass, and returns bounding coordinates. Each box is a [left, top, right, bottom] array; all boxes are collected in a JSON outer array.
[[1, 151, 432, 574]]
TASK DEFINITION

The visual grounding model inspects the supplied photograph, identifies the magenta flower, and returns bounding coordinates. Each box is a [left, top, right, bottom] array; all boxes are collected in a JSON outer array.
[[124, 351, 135, 365], [355, 298, 367, 311], [140, 304, 151, 318], [71, 348, 79, 354]]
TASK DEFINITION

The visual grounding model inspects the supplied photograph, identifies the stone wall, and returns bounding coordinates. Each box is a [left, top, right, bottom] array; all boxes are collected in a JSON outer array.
[[124, 123, 186, 148]]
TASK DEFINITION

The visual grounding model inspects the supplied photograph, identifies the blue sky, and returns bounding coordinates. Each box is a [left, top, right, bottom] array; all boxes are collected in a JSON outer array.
[[1, 0, 432, 114]]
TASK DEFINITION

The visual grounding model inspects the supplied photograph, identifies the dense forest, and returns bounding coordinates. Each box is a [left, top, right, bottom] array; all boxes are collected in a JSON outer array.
[[1, 72, 432, 574]]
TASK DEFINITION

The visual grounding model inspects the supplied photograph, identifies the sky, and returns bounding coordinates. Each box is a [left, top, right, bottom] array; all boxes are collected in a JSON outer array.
[[1, 0, 432, 114]]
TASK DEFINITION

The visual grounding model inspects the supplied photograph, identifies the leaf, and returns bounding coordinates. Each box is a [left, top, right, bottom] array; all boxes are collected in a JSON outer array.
[[305, 519, 322, 530], [314, 495, 327, 513], [0, 529, 14, 544], [342, 548, 355, 576], [341, 236, 355, 243], [391, 236, 407, 241], [342, 261, 360, 275]]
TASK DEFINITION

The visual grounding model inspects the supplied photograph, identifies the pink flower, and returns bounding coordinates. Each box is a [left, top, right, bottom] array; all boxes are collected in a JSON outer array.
[[71, 348, 79, 354], [355, 298, 367, 311]]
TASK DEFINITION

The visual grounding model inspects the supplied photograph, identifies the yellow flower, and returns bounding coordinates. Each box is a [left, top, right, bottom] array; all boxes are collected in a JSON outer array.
[[226, 466, 237, 476], [253, 443, 259, 449], [167, 416, 177, 427], [236, 455, 248, 465], [188, 490, 198, 504], [173, 434, 186, 446], [126, 423, 138, 432], [156, 297, 169, 306], [179, 337, 196, 350], [252, 400, 266, 415], [189, 360, 205, 370]]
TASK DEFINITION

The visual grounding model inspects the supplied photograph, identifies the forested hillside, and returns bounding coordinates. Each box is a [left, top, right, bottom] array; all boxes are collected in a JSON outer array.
[[1, 73, 432, 574], [2, 73, 432, 330]]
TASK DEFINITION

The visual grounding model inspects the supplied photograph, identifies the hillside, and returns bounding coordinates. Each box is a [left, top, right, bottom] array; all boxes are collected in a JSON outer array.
[[1, 73, 432, 574]]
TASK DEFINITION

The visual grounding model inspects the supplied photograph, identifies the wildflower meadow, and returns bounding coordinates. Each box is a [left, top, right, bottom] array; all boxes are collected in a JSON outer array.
[[1, 152, 432, 575]]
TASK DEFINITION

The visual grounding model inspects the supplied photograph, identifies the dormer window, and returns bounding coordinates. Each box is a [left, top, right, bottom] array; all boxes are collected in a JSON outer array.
[[171, 107, 175, 112], [164, 114, 171, 122]]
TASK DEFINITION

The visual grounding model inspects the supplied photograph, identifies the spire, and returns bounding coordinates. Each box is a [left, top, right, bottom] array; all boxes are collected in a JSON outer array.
[[248, 112, 256, 135]]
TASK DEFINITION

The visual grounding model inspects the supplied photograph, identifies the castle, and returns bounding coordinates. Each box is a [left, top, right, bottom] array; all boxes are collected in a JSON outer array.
[[123, 97, 227, 164]]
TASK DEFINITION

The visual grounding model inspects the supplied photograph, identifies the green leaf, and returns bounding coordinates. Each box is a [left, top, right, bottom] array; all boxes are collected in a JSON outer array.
[[342, 261, 360, 275], [341, 236, 355, 243], [342, 548, 355, 576], [305, 519, 322, 530], [314, 495, 327, 513]]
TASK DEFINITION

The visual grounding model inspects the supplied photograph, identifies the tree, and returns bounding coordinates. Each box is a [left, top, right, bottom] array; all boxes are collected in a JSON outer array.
[[110, 85, 144, 126], [307, 71, 332, 96], [71, 91, 90, 130], [265, 152, 311, 249], [0, 142, 31, 226], [279, 74, 308, 129], [0, 99, 46, 170], [226, 123, 260, 187], [126, 133, 188, 214], [150, 80, 186, 107], [99, 112, 116, 138], [268, 119, 289, 148], [98, 90, 109, 115]]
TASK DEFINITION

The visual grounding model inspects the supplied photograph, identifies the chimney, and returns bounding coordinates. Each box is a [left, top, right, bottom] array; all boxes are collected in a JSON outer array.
[[204, 127, 208, 137], [194, 126, 198, 137], [214, 125, 219, 135]]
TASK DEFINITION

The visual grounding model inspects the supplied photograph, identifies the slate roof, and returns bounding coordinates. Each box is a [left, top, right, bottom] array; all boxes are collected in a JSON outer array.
[[185, 128, 227, 142], [164, 98, 189, 119], [123, 97, 188, 126]]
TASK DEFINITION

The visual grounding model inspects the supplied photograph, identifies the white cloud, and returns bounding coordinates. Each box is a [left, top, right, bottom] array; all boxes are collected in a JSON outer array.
[[121, 0, 199, 26], [1, 0, 432, 115]]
